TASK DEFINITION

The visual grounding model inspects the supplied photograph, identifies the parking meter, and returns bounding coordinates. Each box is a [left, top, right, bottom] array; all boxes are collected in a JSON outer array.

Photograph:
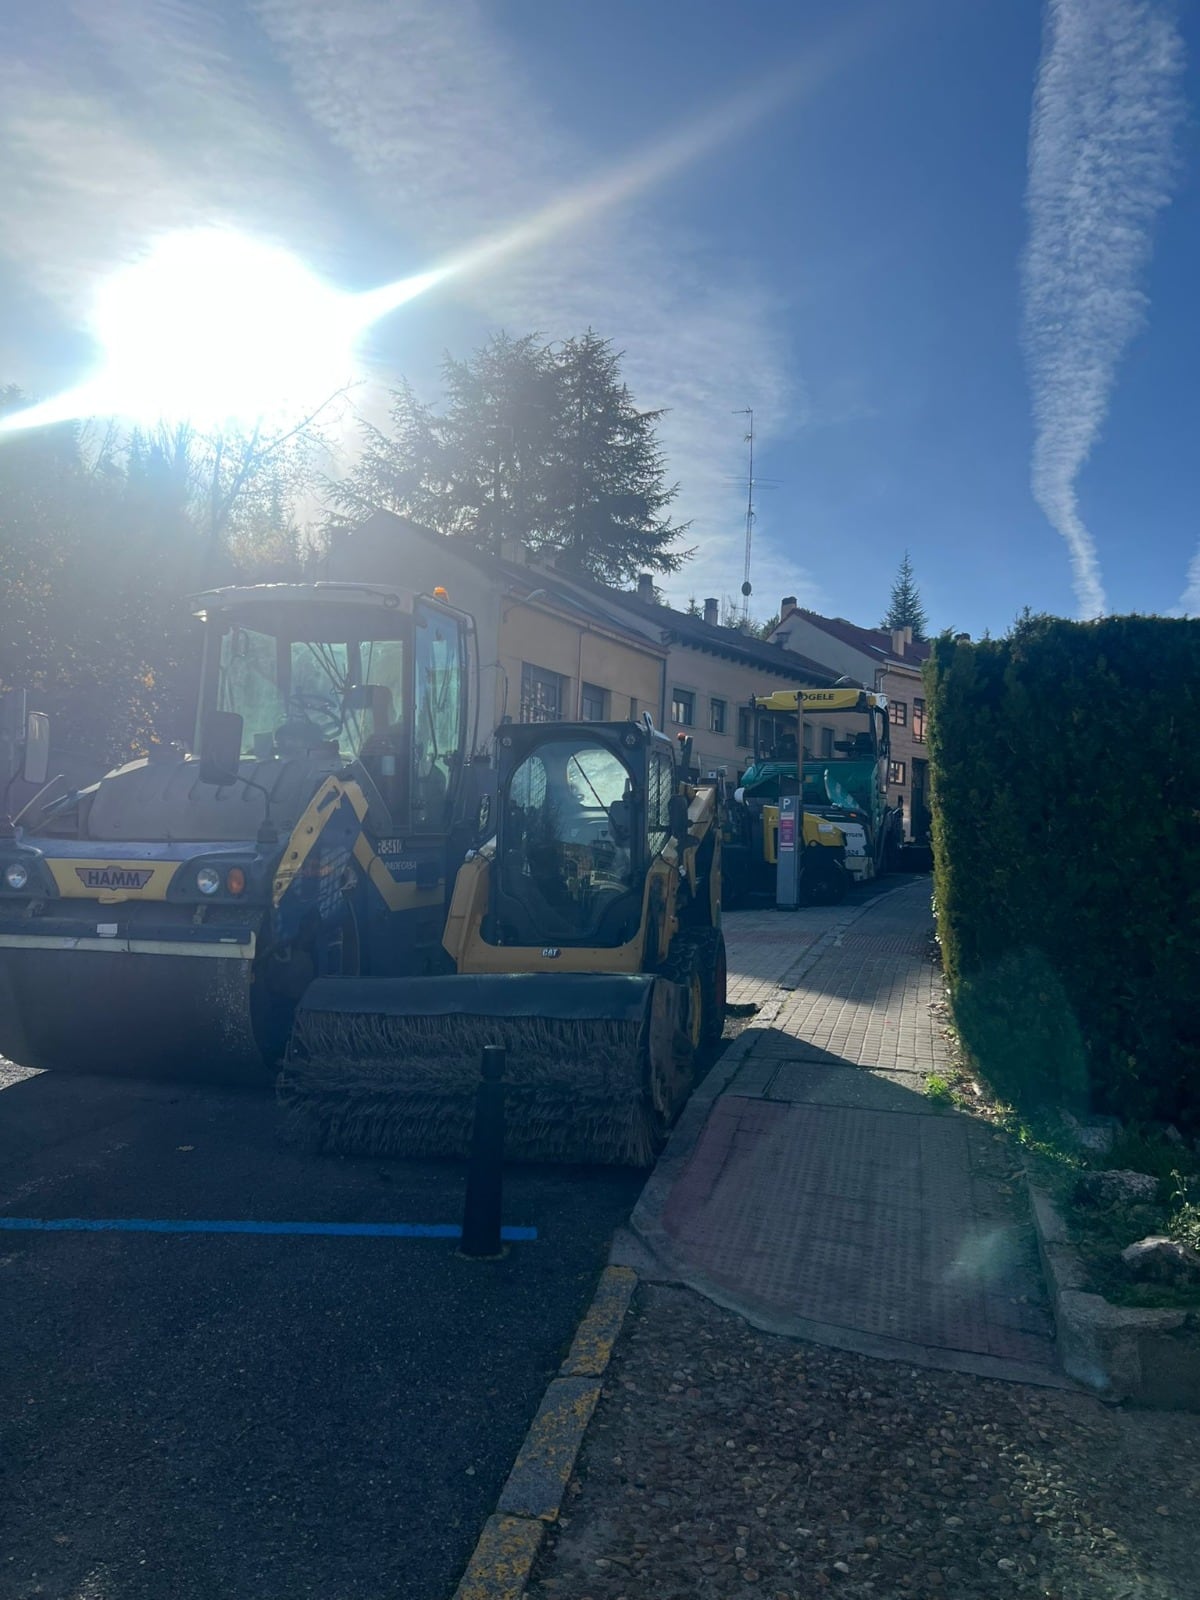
[[776, 794, 801, 910]]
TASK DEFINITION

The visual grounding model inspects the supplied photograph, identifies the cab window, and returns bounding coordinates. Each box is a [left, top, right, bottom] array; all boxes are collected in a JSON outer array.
[[412, 605, 465, 832]]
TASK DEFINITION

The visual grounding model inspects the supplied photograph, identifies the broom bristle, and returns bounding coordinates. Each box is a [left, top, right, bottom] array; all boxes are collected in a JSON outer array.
[[278, 1009, 661, 1166]]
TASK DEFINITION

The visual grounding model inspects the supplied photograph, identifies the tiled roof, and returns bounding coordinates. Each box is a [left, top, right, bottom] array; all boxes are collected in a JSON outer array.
[[328, 512, 663, 652], [781, 608, 932, 667], [330, 511, 840, 682], [561, 583, 838, 684]]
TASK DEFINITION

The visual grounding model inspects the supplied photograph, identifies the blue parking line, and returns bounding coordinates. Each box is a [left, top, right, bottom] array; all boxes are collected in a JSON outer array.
[[0, 1217, 537, 1240]]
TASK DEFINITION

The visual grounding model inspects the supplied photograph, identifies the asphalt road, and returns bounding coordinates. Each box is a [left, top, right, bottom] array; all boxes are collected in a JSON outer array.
[[0, 1066, 642, 1600], [0, 881, 929, 1600]]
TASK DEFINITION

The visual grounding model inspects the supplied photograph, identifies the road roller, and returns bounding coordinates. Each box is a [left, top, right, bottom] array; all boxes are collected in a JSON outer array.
[[0, 581, 489, 1083]]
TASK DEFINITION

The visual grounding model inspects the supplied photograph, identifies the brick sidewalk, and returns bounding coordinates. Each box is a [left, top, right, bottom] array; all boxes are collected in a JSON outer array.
[[626, 881, 1060, 1383], [720, 900, 852, 1011]]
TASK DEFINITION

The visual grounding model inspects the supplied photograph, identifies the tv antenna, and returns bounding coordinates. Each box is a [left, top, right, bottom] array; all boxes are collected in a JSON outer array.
[[734, 407, 755, 623]]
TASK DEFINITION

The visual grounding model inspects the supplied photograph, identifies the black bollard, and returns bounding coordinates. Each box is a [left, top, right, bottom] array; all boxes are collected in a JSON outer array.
[[460, 1044, 506, 1258]]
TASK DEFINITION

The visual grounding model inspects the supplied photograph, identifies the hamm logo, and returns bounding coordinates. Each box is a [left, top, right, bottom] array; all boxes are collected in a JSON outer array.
[[75, 866, 155, 891]]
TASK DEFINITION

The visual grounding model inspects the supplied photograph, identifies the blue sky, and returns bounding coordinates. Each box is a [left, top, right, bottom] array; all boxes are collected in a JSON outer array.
[[0, 0, 1196, 636]]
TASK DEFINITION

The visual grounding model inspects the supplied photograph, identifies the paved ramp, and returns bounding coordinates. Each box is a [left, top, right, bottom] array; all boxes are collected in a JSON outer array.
[[630, 883, 1062, 1383]]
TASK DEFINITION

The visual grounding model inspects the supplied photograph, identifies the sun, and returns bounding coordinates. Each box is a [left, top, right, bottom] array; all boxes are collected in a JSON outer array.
[[86, 229, 360, 430], [0, 229, 450, 437]]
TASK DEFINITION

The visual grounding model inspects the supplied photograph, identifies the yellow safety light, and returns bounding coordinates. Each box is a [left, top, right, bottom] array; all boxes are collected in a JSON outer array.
[[432, 585, 449, 601]]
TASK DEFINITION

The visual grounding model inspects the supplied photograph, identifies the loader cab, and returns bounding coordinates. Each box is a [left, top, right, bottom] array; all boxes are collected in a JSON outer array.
[[490, 721, 667, 948], [194, 583, 470, 834]]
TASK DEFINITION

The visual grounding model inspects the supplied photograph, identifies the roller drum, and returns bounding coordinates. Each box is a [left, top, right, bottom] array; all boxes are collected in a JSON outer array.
[[0, 946, 268, 1084]]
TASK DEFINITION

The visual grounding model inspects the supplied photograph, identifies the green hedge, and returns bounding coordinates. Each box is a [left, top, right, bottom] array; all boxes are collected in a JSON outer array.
[[925, 615, 1200, 1126]]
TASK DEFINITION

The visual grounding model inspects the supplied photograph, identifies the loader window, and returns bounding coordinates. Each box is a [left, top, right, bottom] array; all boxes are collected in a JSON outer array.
[[647, 750, 674, 856], [497, 738, 641, 946]]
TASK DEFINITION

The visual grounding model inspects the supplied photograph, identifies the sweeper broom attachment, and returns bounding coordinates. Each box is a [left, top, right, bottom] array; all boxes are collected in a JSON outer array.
[[279, 970, 687, 1167]]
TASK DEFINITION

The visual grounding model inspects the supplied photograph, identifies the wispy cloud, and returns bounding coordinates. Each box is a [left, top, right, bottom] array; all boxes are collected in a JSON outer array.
[[249, 0, 868, 610], [0, 0, 870, 611], [1021, 0, 1184, 620]]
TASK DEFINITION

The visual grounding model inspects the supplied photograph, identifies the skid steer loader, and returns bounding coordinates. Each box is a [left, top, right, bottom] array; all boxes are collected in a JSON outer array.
[[0, 581, 489, 1081], [280, 716, 727, 1167]]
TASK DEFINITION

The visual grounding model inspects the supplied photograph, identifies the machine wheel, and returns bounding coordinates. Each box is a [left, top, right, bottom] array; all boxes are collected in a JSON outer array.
[[802, 848, 850, 906], [661, 926, 727, 1060]]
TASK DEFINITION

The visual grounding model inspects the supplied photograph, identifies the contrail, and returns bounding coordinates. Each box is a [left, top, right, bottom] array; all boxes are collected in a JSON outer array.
[[1181, 549, 1200, 616], [1021, 0, 1183, 619]]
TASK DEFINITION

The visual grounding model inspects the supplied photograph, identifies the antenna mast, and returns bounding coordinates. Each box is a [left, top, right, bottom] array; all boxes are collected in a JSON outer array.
[[735, 407, 755, 623]]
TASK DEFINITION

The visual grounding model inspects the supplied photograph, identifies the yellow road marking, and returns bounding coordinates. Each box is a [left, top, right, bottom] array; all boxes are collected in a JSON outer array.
[[451, 1266, 638, 1598], [451, 1516, 546, 1600], [560, 1265, 638, 1379]]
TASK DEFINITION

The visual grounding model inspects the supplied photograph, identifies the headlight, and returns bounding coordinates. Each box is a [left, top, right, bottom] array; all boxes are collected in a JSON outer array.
[[4, 862, 29, 891], [196, 866, 222, 896]]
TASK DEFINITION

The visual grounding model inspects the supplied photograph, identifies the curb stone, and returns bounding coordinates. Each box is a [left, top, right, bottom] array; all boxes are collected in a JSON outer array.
[[1028, 1180, 1200, 1407], [451, 1265, 637, 1599]]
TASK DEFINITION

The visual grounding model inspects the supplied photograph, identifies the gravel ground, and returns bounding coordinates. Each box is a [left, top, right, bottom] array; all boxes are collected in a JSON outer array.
[[528, 1284, 1200, 1600]]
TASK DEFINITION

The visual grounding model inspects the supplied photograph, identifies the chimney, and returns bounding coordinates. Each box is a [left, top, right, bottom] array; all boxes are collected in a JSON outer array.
[[637, 573, 655, 604], [703, 596, 719, 626], [891, 628, 906, 657], [780, 595, 797, 619], [501, 536, 527, 565]]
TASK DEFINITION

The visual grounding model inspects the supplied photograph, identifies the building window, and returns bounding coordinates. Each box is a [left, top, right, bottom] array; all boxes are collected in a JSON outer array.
[[520, 662, 563, 723], [709, 697, 726, 735], [913, 697, 926, 743], [820, 727, 834, 758], [581, 682, 607, 721], [888, 759, 906, 786], [671, 688, 695, 727], [889, 700, 907, 727], [737, 707, 752, 748]]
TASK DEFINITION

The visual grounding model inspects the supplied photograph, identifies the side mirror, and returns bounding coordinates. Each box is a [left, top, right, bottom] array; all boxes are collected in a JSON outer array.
[[198, 711, 244, 786], [668, 792, 691, 843], [22, 712, 50, 787]]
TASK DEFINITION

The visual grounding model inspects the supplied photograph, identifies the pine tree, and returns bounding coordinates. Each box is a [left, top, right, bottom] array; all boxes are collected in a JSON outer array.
[[550, 331, 688, 582], [329, 331, 691, 585], [880, 551, 928, 640]]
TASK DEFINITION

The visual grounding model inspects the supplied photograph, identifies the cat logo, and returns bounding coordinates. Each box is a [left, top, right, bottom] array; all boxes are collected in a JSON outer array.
[[541, 947, 561, 959], [75, 866, 155, 892]]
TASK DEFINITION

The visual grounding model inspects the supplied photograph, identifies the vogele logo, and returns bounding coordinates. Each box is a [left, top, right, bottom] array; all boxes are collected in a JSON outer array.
[[76, 866, 155, 891]]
